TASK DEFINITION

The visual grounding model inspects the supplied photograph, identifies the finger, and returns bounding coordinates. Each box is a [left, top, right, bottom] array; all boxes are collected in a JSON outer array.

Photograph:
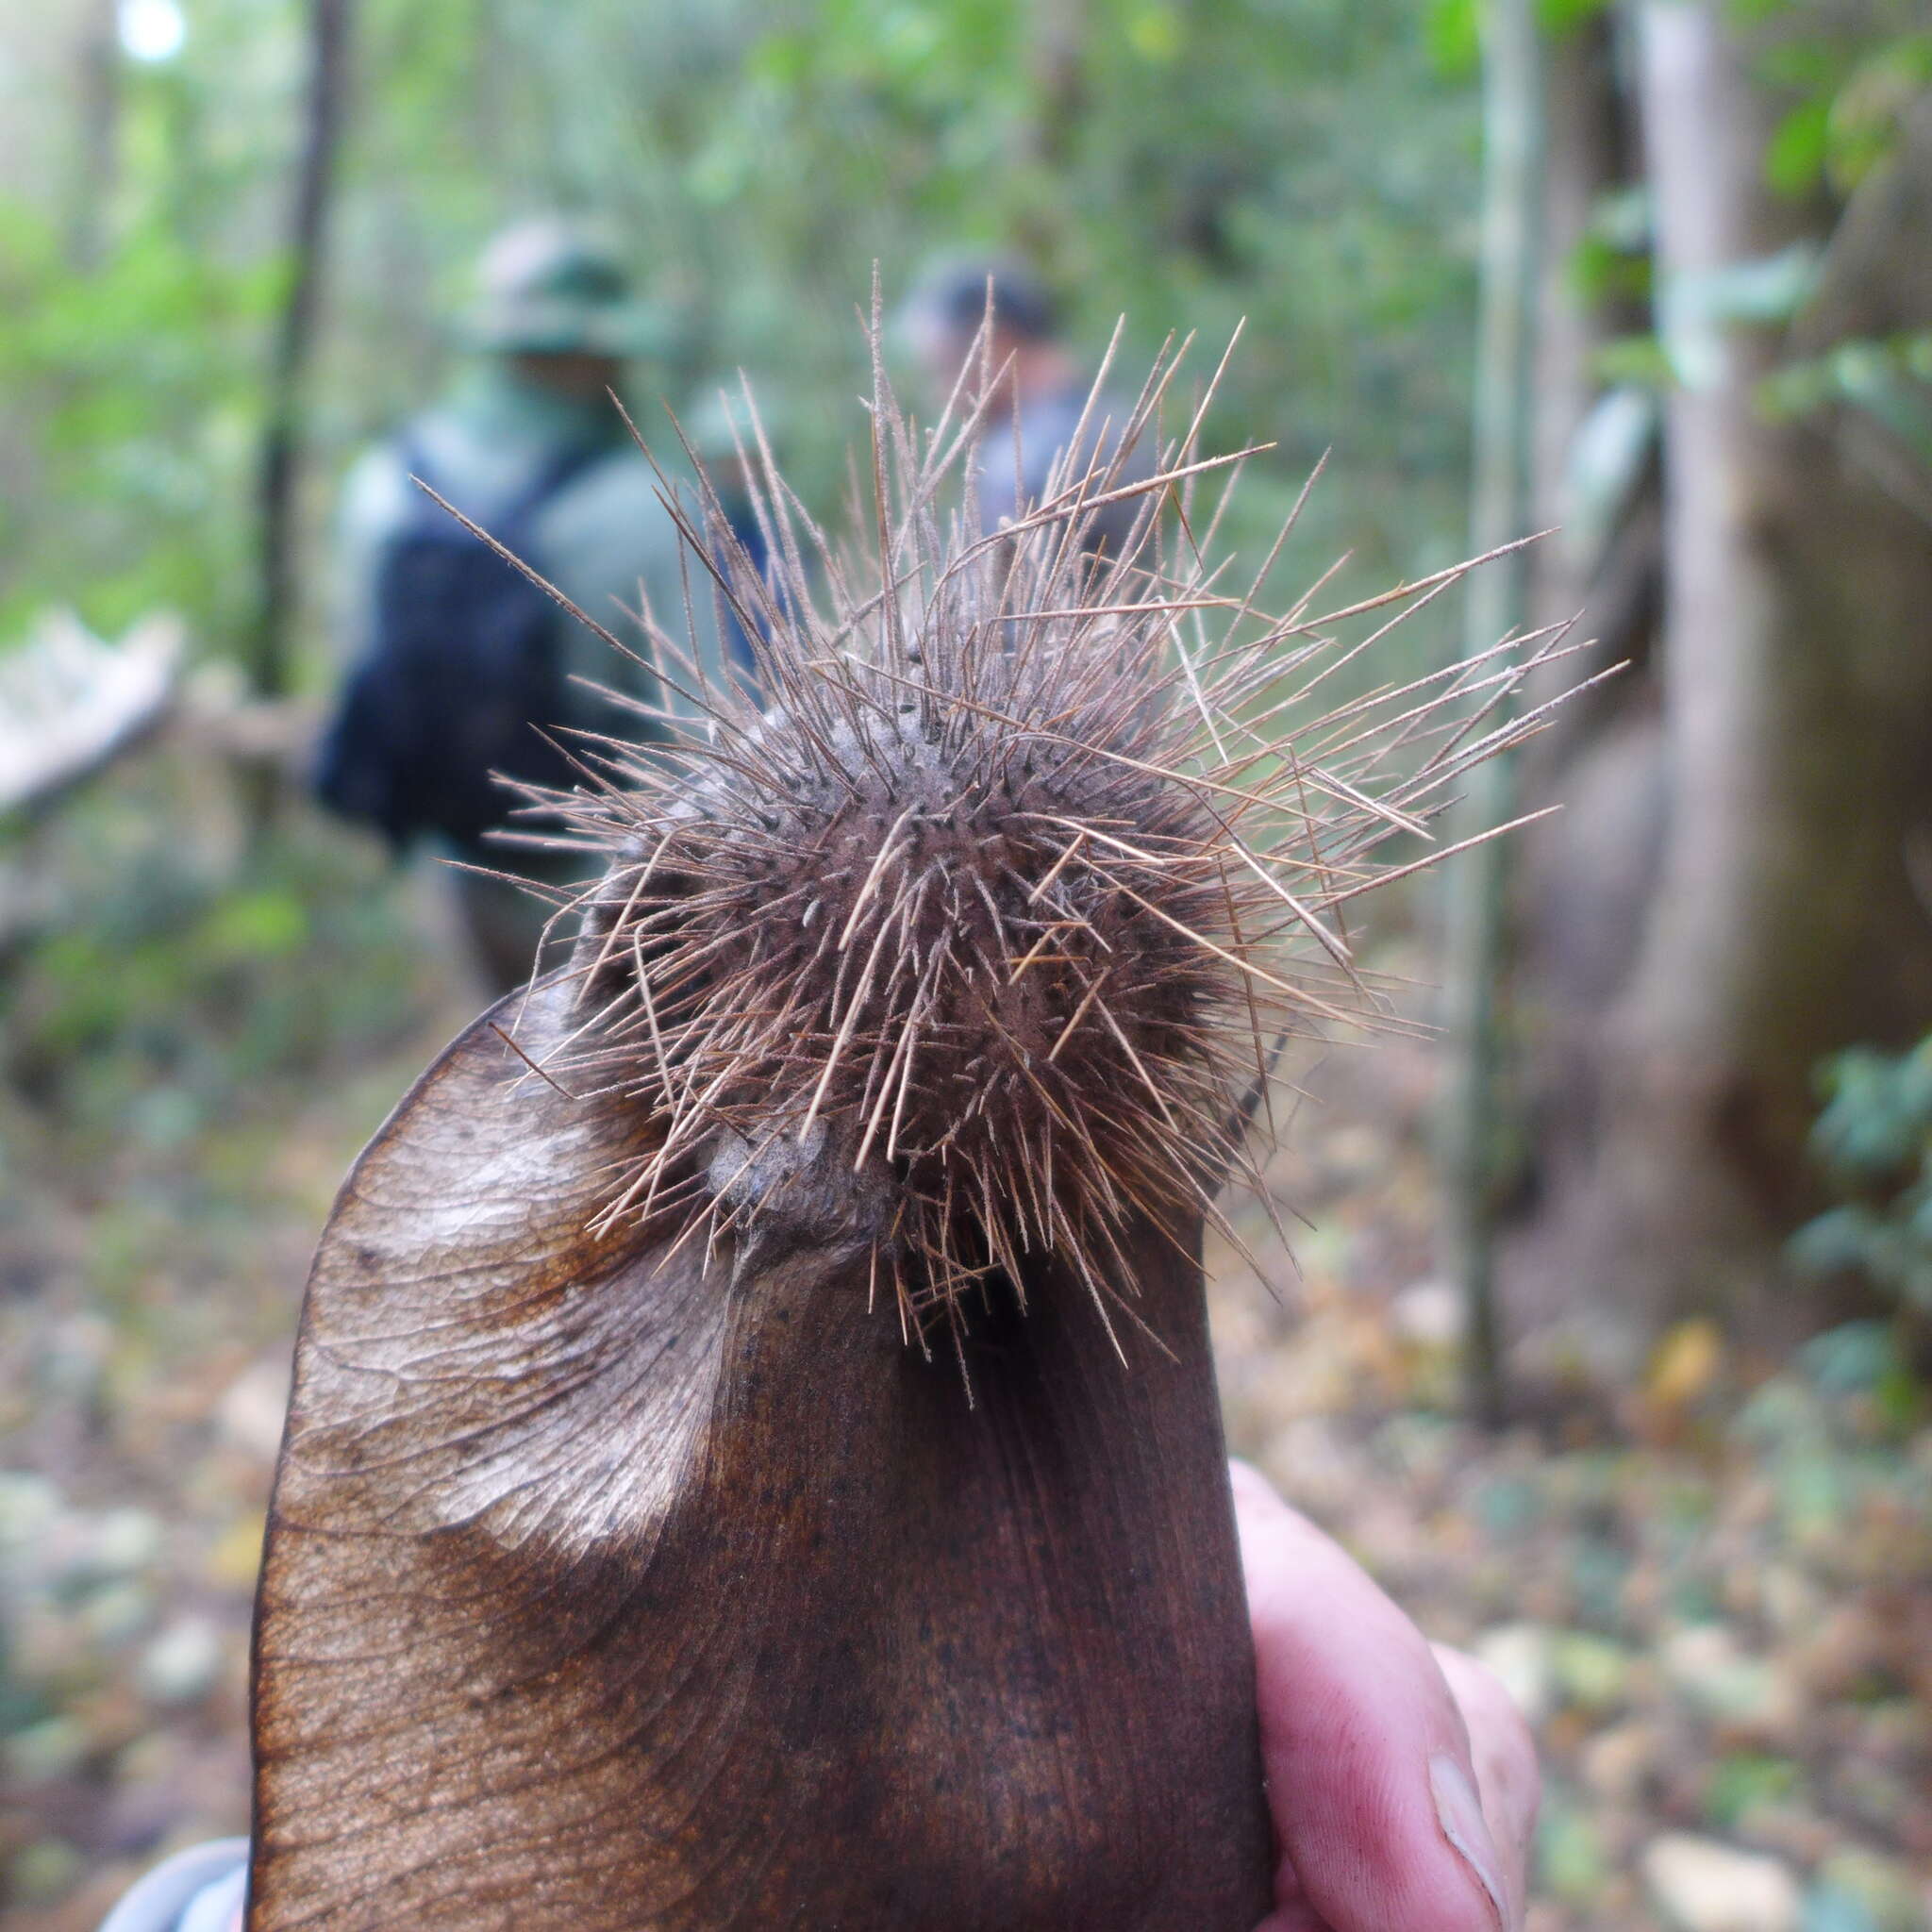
[[1434, 1643, 1541, 1908], [1231, 1459, 1518, 1932]]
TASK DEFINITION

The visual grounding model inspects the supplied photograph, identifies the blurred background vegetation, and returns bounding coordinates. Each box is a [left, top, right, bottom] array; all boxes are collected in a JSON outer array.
[[2, 1, 1930, 1927], [0, 0, 1479, 650]]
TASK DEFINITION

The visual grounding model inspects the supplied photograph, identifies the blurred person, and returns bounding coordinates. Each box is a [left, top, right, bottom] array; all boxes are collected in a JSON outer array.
[[96, 1460, 1538, 1932], [314, 218, 716, 997], [904, 256, 1153, 564]]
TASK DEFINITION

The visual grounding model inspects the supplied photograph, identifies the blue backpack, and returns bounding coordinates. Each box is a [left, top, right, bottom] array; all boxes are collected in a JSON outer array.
[[314, 437, 609, 852]]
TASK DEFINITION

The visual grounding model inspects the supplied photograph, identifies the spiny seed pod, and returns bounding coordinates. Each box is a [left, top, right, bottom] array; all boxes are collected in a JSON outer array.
[[248, 298, 1573, 1930], [537, 319, 1566, 1370]]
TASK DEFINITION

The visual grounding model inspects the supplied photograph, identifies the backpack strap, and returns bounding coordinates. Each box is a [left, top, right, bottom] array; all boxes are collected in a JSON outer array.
[[508, 436, 617, 527], [397, 432, 617, 548]]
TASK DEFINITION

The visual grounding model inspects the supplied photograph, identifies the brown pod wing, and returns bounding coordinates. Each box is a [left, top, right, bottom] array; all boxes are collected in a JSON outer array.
[[249, 975, 1273, 1929]]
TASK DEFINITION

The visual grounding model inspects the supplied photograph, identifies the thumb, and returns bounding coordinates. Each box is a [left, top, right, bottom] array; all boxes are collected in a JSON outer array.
[[1232, 1460, 1536, 1932]]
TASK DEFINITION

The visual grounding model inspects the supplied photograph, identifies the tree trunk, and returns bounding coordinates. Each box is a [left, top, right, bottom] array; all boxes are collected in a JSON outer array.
[[64, 0, 121, 273], [1506, 5, 1932, 1375], [1522, 7, 1658, 718], [249, 0, 352, 707], [1526, 12, 1624, 644], [1508, 9, 1669, 1357], [1439, 0, 1541, 1425]]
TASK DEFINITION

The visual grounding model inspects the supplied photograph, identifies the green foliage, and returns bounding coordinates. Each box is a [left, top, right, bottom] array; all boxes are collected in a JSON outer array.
[[1759, 331, 1932, 472], [1, 0, 1483, 698], [484, 0, 1484, 588], [1425, 0, 1610, 88], [1753, 16, 1932, 198], [1765, 95, 1835, 195], [2, 0, 1922, 694], [1536, 0, 1611, 36], [1424, 0, 1481, 81], [0, 198, 272, 647], [1800, 1321, 1924, 1433], [1791, 1038, 1932, 1317], [1590, 333, 1674, 391], [0, 0, 325, 654], [0, 763, 427, 1158], [1567, 187, 1653, 308]]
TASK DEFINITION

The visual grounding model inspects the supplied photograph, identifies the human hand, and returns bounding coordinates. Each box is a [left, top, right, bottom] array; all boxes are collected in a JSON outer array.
[[1233, 1459, 1540, 1932]]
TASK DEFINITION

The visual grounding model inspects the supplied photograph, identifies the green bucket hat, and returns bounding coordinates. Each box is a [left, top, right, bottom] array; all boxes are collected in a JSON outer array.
[[462, 218, 667, 358]]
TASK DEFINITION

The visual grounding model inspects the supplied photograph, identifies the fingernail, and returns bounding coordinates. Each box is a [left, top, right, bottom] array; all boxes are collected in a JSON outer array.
[[1430, 1750, 1509, 1930]]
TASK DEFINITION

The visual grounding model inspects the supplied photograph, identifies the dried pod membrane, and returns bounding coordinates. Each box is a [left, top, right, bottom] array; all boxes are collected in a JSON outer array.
[[249, 303, 1574, 1929]]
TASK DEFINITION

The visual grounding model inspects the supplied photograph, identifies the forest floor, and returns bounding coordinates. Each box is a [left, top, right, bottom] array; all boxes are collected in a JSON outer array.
[[2, 768, 1930, 1932], [1207, 1018, 1932, 1932]]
